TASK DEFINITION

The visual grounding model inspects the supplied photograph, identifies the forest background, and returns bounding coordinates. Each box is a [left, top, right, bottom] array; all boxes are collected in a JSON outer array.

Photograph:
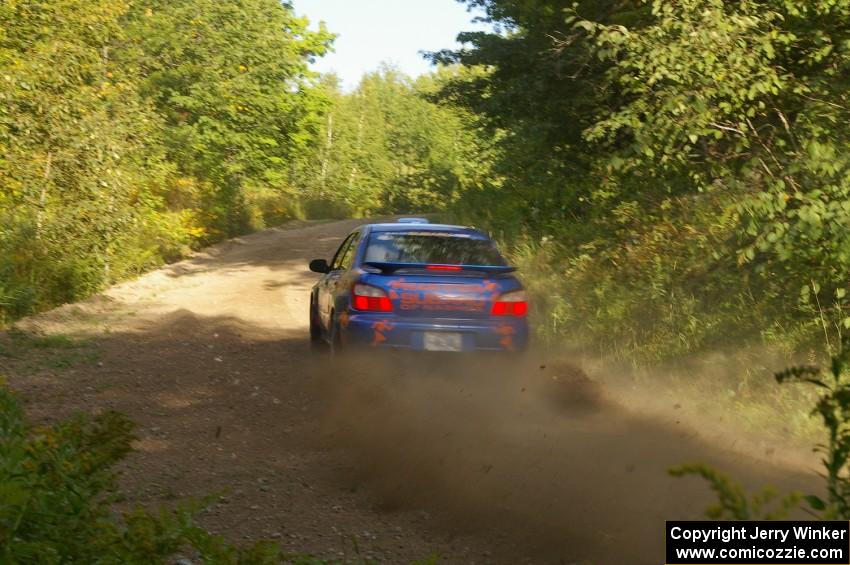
[[4, 0, 850, 374]]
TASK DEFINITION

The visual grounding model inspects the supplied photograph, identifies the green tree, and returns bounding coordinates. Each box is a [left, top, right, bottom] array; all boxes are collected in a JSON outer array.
[[434, 0, 850, 358], [124, 0, 333, 237], [579, 0, 850, 303], [296, 66, 484, 217], [0, 0, 334, 323], [0, 0, 172, 320]]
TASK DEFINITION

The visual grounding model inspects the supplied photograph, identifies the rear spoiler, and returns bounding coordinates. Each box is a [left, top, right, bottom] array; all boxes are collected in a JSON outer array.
[[361, 261, 516, 276]]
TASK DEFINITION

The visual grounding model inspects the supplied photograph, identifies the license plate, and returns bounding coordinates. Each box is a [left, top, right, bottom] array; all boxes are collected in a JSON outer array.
[[423, 332, 462, 352]]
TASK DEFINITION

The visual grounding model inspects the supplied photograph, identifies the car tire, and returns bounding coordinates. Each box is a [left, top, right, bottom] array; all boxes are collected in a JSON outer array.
[[328, 315, 343, 357], [309, 297, 326, 351], [310, 297, 328, 353]]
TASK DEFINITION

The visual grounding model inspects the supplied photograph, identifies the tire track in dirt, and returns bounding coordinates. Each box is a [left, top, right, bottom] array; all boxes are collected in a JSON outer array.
[[3, 218, 821, 564]]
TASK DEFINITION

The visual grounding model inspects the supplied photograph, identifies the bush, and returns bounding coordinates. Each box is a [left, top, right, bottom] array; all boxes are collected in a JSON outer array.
[[243, 185, 300, 231], [301, 198, 354, 220]]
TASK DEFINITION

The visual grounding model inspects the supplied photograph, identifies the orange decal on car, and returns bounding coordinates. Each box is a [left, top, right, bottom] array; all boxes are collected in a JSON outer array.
[[371, 320, 395, 346], [495, 324, 516, 351]]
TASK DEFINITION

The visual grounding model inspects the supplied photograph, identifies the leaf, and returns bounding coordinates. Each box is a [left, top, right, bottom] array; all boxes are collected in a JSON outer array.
[[804, 494, 826, 511]]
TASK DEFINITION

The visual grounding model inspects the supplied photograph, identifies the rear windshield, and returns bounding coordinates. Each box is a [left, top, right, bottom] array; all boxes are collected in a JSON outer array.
[[364, 232, 507, 266]]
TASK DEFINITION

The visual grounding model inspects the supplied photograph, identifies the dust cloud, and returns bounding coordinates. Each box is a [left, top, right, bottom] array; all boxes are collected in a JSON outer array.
[[316, 350, 819, 564]]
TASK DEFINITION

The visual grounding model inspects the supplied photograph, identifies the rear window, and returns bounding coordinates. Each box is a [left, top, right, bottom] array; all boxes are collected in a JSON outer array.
[[364, 231, 507, 266]]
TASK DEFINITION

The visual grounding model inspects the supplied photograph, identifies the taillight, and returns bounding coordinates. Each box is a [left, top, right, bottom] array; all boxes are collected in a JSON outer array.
[[351, 283, 392, 312], [491, 290, 528, 317], [426, 265, 462, 271]]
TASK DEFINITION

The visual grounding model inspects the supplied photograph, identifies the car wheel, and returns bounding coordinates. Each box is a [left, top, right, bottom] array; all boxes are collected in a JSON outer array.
[[309, 297, 324, 350], [328, 315, 343, 357]]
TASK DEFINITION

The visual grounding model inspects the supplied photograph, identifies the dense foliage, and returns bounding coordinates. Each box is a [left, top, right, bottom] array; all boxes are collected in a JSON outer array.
[[0, 0, 331, 323], [292, 67, 486, 217], [434, 0, 850, 359], [5, 0, 850, 361], [125, 0, 332, 238]]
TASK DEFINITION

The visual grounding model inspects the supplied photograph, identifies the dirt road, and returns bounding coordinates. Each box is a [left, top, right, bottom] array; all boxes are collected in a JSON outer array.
[[3, 219, 821, 564]]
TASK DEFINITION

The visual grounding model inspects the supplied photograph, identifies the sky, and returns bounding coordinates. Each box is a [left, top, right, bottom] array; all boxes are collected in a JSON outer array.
[[292, 0, 490, 90]]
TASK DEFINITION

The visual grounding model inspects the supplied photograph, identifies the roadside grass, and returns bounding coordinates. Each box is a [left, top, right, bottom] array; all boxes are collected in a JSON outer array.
[[505, 238, 828, 446], [546, 345, 822, 455], [631, 355, 822, 445], [0, 328, 99, 371]]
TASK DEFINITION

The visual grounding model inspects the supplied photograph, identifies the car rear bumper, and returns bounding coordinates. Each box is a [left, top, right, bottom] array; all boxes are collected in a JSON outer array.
[[340, 312, 529, 352]]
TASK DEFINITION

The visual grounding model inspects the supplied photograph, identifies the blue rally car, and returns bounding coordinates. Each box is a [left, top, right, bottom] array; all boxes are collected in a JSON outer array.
[[308, 219, 529, 353]]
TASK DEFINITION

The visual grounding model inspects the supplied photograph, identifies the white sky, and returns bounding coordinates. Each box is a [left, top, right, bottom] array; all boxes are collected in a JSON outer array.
[[293, 0, 490, 90]]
